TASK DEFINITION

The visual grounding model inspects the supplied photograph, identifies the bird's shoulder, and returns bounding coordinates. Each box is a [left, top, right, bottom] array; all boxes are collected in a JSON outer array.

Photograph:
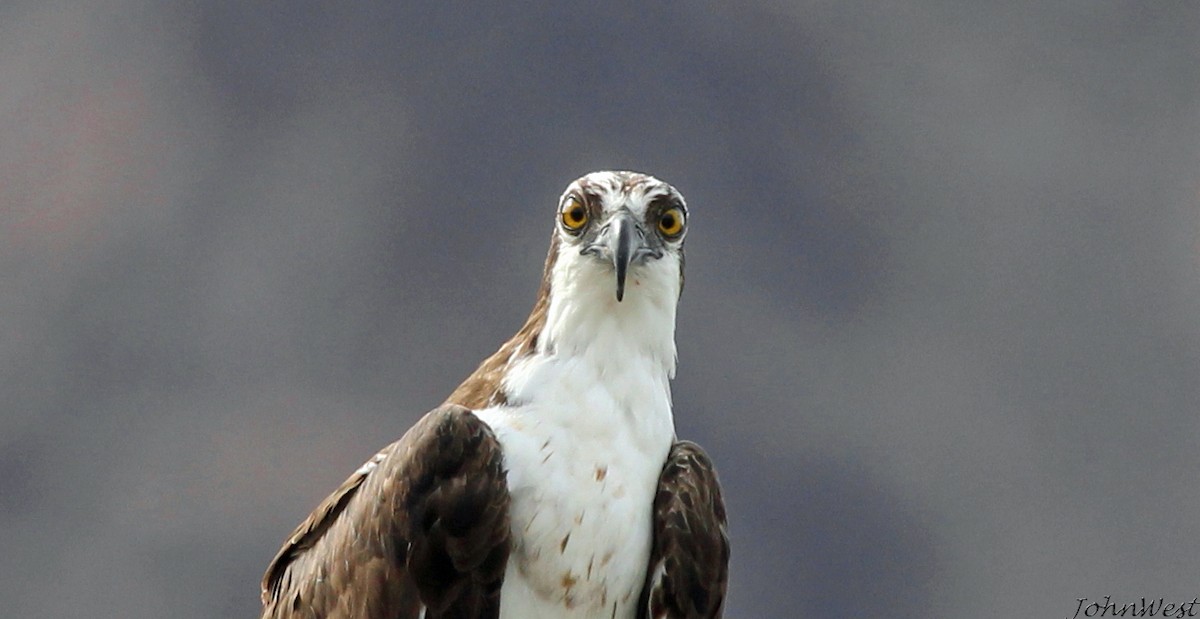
[[260, 404, 510, 619], [640, 440, 730, 619]]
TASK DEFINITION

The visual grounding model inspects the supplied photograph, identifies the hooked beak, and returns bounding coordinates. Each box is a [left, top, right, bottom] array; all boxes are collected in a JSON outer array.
[[613, 214, 634, 302], [582, 211, 661, 302]]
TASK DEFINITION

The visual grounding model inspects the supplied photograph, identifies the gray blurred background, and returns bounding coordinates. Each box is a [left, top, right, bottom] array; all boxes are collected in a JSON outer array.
[[2, 2, 1198, 617]]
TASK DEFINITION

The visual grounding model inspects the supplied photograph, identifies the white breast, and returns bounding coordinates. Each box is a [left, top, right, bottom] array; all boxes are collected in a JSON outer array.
[[474, 253, 681, 619]]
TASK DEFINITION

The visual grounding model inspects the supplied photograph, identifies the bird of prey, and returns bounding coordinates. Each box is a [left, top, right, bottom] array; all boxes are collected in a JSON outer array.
[[260, 171, 729, 619]]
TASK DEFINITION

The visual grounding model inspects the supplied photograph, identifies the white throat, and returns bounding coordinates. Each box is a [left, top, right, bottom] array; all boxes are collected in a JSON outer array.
[[539, 244, 681, 380], [473, 245, 682, 618]]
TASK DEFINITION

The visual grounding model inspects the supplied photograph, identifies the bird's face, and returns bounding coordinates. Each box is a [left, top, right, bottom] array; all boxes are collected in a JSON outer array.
[[553, 171, 687, 302]]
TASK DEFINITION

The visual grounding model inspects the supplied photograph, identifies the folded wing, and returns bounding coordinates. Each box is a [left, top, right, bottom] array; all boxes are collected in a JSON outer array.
[[260, 404, 511, 619], [639, 440, 730, 619]]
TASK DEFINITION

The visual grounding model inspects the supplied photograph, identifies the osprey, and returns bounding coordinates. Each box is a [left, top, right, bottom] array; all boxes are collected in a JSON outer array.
[[261, 171, 729, 619]]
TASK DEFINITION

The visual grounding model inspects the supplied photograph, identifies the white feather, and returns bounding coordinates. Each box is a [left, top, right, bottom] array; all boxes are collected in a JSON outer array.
[[474, 187, 682, 618]]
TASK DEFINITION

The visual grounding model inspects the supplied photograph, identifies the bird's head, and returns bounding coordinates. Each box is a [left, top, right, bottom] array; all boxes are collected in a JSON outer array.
[[549, 171, 687, 304], [447, 171, 688, 406]]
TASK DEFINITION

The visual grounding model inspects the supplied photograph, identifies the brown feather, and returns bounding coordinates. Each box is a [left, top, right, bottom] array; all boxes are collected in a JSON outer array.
[[263, 172, 718, 619], [260, 405, 510, 619], [445, 233, 557, 409], [638, 441, 730, 619]]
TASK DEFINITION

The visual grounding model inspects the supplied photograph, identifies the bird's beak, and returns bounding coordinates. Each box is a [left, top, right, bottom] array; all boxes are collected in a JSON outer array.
[[583, 211, 661, 302], [612, 213, 635, 302]]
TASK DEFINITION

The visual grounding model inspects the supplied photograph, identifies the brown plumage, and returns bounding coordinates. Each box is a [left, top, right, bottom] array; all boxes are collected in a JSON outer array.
[[260, 427, 729, 619], [261, 405, 510, 619], [638, 442, 730, 619], [260, 171, 729, 619], [445, 234, 557, 410]]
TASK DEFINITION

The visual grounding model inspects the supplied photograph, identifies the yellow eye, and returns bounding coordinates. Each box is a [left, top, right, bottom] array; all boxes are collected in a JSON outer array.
[[657, 206, 686, 237], [560, 196, 589, 233]]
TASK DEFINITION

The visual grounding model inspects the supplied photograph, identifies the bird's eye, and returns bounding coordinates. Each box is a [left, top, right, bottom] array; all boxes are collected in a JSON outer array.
[[657, 207, 686, 238], [560, 196, 589, 233]]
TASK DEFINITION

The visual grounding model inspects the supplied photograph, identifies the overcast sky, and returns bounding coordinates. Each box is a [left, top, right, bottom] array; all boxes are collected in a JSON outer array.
[[2, 2, 1198, 618]]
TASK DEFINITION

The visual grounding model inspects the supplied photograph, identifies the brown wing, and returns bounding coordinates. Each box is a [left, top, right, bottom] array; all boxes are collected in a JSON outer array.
[[261, 404, 511, 619], [638, 440, 730, 619]]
